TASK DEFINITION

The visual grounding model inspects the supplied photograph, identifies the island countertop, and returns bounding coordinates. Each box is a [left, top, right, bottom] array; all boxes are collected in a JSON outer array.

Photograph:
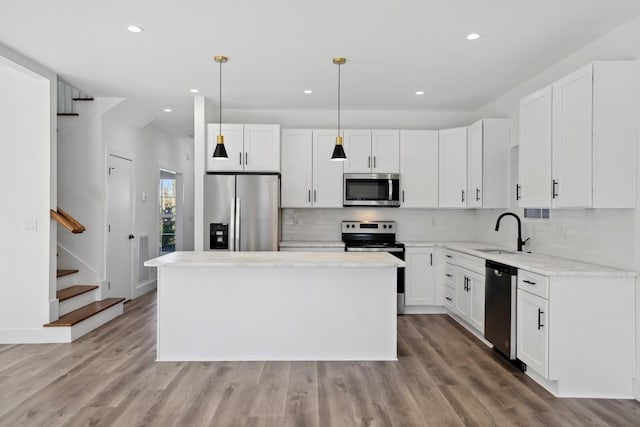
[[145, 251, 406, 268]]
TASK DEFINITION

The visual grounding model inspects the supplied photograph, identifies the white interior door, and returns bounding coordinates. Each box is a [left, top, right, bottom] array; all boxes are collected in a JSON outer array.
[[107, 155, 134, 300]]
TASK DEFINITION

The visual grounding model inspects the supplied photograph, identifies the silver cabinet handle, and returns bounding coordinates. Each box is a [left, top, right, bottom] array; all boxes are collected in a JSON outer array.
[[368, 156, 371, 169], [388, 179, 393, 201], [245, 152, 248, 165]]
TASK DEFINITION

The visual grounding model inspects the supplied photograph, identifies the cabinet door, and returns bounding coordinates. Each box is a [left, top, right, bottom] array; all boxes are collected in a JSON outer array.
[[372, 130, 400, 173], [454, 268, 470, 319], [467, 269, 485, 333], [207, 124, 244, 172], [400, 131, 439, 208], [313, 130, 344, 207], [439, 127, 468, 208], [552, 64, 593, 208], [244, 124, 281, 172], [343, 130, 372, 173], [467, 121, 483, 208], [281, 130, 313, 208], [517, 289, 549, 378], [519, 87, 552, 207], [405, 248, 435, 306]]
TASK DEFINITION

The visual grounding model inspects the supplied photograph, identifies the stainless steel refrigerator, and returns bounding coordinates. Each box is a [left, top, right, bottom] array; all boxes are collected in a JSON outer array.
[[204, 174, 280, 251]]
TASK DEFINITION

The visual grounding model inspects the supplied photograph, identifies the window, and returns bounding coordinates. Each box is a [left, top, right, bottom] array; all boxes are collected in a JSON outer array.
[[160, 172, 177, 254]]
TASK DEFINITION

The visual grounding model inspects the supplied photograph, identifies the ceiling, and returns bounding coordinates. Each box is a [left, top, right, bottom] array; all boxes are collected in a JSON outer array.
[[1, 0, 640, 138]]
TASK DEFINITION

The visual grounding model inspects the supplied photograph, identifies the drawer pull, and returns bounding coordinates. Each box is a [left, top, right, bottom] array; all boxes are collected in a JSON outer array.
[[445, 297, 452, 301], [445, 255, 453, 258], [445, 274, 453, 278], [523, 280, 536, 285]]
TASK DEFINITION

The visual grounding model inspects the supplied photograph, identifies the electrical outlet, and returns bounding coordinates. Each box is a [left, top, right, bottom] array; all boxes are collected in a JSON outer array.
[[24, 219, 37, 232]]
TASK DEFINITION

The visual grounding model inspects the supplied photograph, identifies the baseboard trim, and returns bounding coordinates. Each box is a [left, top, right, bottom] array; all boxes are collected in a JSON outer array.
[[0, 327, 70, 344], [133, 279, 157, 299], [403, 305, 447, 315]]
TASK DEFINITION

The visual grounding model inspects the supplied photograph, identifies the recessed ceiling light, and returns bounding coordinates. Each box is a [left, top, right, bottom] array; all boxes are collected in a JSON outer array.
[[415, 91, 425, 95], [190, 89, 200, 93], [163, 108, 172, 113], [304, 90, 313, 94], [466, 33, 480, 40], [127, 25, 144, 33]]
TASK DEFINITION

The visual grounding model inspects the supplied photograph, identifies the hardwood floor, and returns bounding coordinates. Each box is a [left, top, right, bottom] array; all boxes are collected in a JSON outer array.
[[1, 291, 639, 426]]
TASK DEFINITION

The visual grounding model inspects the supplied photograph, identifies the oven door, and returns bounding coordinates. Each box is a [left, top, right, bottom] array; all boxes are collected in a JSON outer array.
[[343, 173, 400, 207]]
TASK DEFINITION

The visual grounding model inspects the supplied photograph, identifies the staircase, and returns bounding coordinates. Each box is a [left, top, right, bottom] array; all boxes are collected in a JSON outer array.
[[49, 209, 125, 342], [57, 77, 93, 116]]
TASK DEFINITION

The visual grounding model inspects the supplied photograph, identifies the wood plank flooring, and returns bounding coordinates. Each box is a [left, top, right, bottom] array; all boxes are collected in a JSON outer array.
[[1, 290, 639, 426]]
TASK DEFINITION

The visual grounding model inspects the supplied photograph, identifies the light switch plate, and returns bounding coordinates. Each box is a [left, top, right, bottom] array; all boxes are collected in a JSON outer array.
[[25, 219, 37, 232]]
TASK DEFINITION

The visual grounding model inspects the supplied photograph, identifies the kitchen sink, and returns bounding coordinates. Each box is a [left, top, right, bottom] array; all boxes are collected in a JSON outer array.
[[476, 248, 517, 255]]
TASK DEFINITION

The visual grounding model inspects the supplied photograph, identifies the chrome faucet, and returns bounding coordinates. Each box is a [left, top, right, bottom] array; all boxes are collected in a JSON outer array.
[[495, 212, 528, 252]]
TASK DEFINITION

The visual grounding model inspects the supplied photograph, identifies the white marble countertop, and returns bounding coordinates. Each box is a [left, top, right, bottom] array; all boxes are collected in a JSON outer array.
[[404, 241, 637, 277], [279, 241, 345, 248], [145, 251, 405, 268]]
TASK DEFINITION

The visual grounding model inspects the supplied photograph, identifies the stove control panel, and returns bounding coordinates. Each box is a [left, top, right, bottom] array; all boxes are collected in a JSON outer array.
[[342, 221, 396, 234]]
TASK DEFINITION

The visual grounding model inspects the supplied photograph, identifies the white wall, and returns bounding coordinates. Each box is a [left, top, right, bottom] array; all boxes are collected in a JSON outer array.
[[0, 48, 55, 338]]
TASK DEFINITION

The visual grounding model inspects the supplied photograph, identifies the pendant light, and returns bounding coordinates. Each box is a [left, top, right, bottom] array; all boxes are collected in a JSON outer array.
[[331, 57, 347, 161], [213, 55, 229, 158]]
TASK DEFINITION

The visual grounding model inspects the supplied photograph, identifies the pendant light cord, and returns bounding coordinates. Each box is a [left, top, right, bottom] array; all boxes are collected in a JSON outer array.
[[219, 61, 222, 135], [337, 63, 341, 135]]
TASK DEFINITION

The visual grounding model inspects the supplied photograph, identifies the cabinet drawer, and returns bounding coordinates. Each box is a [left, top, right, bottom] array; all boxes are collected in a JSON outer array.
[[444, 264, 456, 284], [518, 270, 549, 299], [444, 285, 455, 310], [443, 250, 457, 264], [457, 253, 484, 274]]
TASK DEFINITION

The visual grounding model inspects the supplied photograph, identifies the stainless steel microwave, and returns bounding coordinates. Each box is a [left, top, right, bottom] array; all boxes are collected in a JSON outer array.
[[343, 173, 400, 207]]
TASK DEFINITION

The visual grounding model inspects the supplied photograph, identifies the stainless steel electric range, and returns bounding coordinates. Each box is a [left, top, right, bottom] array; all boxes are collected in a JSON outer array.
[[341, 221, 406, 314]]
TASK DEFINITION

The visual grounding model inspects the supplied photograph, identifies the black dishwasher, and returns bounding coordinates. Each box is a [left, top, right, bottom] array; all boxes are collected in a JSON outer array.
[[485, 260, 518, 361]]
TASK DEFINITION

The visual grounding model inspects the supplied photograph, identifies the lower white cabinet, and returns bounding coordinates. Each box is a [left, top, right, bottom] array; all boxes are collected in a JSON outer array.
[[515, 271, 635, 398], [405, 248, 435, 306], [444, 251, 485, 334], [517, 289, 549, 377]]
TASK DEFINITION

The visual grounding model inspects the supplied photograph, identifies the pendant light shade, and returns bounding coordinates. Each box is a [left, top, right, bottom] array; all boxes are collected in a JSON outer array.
[[213, 55, 229, 159], [331, 57, 347, 161]]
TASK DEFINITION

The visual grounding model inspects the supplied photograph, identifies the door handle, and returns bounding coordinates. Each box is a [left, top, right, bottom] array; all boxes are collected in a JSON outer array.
[[128, 234, 135, 240], [229, 198, 235, 251], [537, 309, 544, 330], [476, 188, 480, 202], [235, 197, 241, 251], [552, 179, 558, 199], [314, 189, 317, 202], [239, 152, 242, 166], [308, 190, 311, 202], [373, 156, 376, 169], [516, 184, 521, 200], [402, 190, 405, 203], [245, 152, 248, 165], [430, 253, 432, 266], [461, 189, 465, 203], [368, 156, 371, 169]]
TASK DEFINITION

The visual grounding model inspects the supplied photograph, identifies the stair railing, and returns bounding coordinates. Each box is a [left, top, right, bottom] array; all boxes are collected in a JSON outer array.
[[50, 208, 86, 234]]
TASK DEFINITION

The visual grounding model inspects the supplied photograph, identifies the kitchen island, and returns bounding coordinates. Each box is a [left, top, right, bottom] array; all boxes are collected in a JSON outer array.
[[145, 251, 405, 361]]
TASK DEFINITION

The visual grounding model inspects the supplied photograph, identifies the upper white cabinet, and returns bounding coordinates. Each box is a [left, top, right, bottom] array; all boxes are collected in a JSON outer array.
[[281, 129, 313, 208], [343, 129, 399, 173], [467, 119, 510, 208], [519, 61, 638, 208], [207, 124, 280, 173], [438, 127, 468, 208], [400, 130, 438, 208], [281, 129, 343, 208], [518, 87, 553, 208]]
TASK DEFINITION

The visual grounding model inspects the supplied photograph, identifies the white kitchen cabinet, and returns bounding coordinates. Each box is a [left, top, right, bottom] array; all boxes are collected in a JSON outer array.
[[313, 129, 344, 207], [438, 127, 467, 208], [467, 269, 485, 332], [281, 129, 343, 208], [281, 129, 313, 208], [517, 289, 549, 377], [518, 87, 552, 207], [207, 124, 280, 173], [399, 130, 438, 208], [405, 248, 435, 306], [515, 271, 634, 398], [454, 268, 470, 319], [467, 119, 510, 208], [343, 129, 400, 173], [519, 61, 638, 209]]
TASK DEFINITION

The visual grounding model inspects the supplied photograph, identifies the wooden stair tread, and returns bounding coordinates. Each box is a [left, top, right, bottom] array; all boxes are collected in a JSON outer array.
[[44, 298, 125, 327], [57, 285, 98, 302], [57, 269, 79, 278]]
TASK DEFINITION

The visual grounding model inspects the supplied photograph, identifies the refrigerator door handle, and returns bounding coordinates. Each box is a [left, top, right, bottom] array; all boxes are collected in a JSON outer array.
[[228, 198, 236, 251], [235, 197, 241, 251]]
